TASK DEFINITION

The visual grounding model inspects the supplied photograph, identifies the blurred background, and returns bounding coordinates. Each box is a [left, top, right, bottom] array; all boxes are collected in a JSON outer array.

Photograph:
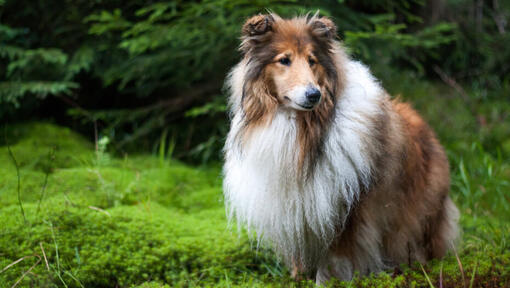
[[1, 0, 508, 163], [0, 1, 509, 287]]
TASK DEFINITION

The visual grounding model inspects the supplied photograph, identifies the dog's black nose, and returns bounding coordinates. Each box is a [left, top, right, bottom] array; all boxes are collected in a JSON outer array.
[[305, 87, 321, 104]]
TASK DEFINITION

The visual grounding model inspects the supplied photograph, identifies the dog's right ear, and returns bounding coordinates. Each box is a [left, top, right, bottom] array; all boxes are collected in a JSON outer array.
[[240, 14, 274, 54], [242, 14, 274, 37]]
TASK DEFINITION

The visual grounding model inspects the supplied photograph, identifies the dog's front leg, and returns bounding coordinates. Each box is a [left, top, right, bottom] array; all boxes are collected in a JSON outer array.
[[315, 254, 354, 284], [290, 258, 306, 281]]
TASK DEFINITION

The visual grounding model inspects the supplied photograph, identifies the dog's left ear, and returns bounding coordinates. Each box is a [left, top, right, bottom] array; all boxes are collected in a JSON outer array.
[[309, 16, 337, 40]]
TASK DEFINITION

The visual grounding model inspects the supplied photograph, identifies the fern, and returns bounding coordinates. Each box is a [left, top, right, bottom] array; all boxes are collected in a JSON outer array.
[[0, 23, 93, 107], [0, 81, 78, 106]]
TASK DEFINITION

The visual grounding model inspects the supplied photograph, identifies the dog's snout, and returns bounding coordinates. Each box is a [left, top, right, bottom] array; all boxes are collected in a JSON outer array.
[[305, 87, 321, 104]]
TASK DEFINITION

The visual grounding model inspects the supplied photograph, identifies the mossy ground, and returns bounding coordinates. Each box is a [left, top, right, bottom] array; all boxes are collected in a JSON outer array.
[[1, 77, 509, 287]]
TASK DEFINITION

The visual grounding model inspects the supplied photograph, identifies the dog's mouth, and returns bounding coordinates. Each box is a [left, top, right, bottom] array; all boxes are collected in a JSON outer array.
[[297, 103, 314, 110], [284, 96, 316, 111]]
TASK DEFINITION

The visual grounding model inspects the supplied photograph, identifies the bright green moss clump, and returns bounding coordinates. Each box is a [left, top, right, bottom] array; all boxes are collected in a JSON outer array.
[[0, 123, 509, 287], [0, 202, 266, 287]]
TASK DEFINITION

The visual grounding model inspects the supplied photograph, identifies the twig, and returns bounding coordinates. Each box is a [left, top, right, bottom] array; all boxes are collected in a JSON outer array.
[[88, 206, 111, 217], [419, 262, 436, 288], [433, 66, 470, 103], [137, 81, 219, 114], [0, 256, 30, 273], [4, 125, 26, 223], [37, 147, 55, 215], [40, 242, 50, 271], [11, 256, 41, 288], [433, 66, 479, 120], [57, 94, 93, 119], [451, 244, 466, 288]]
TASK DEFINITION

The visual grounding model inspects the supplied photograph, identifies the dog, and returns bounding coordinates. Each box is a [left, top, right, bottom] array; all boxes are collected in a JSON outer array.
[[223, 13, 459, 284]]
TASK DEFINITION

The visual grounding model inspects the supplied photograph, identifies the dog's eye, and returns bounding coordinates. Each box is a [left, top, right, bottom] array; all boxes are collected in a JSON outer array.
[[309, 58, 316, 66], [279, 57, 291, 66]]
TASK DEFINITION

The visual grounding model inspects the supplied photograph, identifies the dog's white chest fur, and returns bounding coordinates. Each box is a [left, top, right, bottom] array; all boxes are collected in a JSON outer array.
[[223, 61, 383, 268]]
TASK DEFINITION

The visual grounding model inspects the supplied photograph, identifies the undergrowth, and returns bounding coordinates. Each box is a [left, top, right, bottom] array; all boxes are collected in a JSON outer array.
[[0, 76, 509, 287]]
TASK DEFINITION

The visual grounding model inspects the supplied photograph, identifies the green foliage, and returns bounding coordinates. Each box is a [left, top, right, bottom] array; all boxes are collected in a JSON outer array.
[[451, 143, 509, 219], [0, 22, 93, 109], [84, 0, 294, 94], [346, 21, 457, 73], [438, 0, 510, 93], [0, 81, 78, 106]]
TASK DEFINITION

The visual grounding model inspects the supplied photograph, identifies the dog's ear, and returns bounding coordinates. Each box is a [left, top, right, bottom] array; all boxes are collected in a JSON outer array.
[[240, 14, 275, 54], [242, 14, 274, 37], [309, 16, 336, 40]]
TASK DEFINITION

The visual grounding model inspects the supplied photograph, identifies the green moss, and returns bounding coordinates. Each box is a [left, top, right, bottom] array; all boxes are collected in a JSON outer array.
[[0, 122, 508, 287], [1, 122, 94, 171], [0, 202, 268, 287]]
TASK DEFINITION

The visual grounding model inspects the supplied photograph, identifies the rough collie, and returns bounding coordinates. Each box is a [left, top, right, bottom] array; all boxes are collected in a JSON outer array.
[[223, 13, 459, 283]]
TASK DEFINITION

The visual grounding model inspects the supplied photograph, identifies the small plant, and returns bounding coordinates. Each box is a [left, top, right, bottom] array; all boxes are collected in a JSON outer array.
[[94, 135, 111, 167], [157, 128, 176, 167]]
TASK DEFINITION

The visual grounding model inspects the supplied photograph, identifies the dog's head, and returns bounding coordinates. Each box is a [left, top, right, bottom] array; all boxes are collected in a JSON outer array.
[[237, 13, 344, 175], [240, 13, 338, 113]]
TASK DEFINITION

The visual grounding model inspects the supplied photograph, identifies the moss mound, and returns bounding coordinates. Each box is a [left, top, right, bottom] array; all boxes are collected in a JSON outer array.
[[1, 122, 94, 171], [0, 123, 508, 287]]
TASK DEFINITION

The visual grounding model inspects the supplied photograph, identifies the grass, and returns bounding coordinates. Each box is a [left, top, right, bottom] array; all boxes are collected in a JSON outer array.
[[0, 74, 509, 287]]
